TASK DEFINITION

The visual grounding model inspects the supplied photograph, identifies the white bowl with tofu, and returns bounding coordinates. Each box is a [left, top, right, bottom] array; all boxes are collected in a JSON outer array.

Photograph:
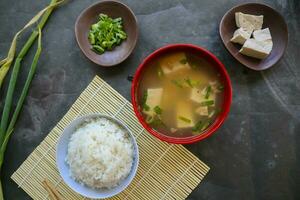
[[220, 3, 288, 70], [131, 44, 232, 144]]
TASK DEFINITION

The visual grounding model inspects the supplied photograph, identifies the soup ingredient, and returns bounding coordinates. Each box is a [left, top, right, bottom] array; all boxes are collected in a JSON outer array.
[[159, 52, 190, 75], [196, 106, 209, 116], [253, 28, 272, 41], [190, 88, 215, 105], [142, 88, 163, 116], [176, 101, 195, 128], [230, 27, 251, 45], [0, 1, 64, 199], [88, 14, 127, 54], [66, 117, 134, 189], [235, 12, 263, 31], [240, 39, 273, 59]]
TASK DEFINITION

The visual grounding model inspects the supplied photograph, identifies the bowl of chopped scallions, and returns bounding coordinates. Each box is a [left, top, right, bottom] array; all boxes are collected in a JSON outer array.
[[75, 0, 138, 67]]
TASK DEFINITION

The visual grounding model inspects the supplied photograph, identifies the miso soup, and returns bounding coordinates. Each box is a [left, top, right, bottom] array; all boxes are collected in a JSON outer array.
[[138, 51, 225, 137]]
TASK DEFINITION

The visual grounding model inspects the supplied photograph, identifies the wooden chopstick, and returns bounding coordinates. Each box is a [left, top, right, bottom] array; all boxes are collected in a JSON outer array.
[[42, 179, 64, 200]]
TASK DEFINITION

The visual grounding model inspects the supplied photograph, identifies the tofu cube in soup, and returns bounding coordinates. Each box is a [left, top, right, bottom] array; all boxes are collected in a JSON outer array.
[[190, 87, 215, 105], [159, 52, 190, 75], [143, 88, 163, 116], [176, 101, 195, 128], [196, 106, 209, 116]]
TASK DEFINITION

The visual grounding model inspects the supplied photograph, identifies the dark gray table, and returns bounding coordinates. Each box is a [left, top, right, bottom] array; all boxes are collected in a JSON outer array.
[[0, 0, 299, 199]]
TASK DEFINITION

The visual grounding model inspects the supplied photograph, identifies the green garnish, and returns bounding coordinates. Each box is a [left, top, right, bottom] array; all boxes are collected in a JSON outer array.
[[171, 80, 184, 88], [204, 85, 212, 99], [192, 120, 211, 133], [178, 116, 191, 123], [201, 121, 210, 131], [185, 78, 193, 88], [179, 59, 187, 64], [217, 84, 224, 91], [92, 45, 105, 54], [88, 13, 127, 54], [154, 106, 162, 115], [192, 120, 203, 133], [199, 100, 214, 106], [144, 104, 150, 111], [157, 67, 164, 78], [184, 78, 201, 88], [142, 91, 149, 111]]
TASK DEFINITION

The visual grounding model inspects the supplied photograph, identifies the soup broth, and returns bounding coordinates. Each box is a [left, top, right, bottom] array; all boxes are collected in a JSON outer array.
[[138, 51, 225, 137]]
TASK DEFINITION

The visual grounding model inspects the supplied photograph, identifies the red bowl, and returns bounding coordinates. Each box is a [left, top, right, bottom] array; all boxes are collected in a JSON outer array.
[[131, 44, 232, 144]]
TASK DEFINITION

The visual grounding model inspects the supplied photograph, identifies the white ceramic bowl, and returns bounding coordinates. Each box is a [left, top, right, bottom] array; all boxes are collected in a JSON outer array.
[[56, 113, 139, 199]]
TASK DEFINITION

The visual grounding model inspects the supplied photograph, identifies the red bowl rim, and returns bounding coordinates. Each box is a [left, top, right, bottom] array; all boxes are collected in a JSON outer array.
[[131, 44, 232, 144]]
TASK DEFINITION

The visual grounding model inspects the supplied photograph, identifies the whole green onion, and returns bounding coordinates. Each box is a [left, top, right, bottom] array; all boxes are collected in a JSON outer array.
[[0, 1, 64, 199]]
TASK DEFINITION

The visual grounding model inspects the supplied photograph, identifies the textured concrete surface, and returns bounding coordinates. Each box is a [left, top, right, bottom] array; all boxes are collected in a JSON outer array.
[[0, 0, 299, 199]]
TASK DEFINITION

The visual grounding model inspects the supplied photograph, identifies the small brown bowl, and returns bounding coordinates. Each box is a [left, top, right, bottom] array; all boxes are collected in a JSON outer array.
[[75, 0, 138, 67], [219, 3, 288, 70]]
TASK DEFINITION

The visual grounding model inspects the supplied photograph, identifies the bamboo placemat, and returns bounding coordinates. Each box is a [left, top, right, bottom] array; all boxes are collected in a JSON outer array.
[[11, 76, 209, 200]]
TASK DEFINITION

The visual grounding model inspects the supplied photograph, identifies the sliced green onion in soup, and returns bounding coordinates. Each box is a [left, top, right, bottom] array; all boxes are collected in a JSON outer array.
[[178, 116, 191, 123], [204, 85, 212, 99], [179, 58, 187, 64], [154, 105, 162, 115], [199, 100, 214, 106]]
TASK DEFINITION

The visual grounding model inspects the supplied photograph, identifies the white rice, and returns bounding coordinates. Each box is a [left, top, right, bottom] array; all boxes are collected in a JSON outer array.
[[66, 117, 134, 189]]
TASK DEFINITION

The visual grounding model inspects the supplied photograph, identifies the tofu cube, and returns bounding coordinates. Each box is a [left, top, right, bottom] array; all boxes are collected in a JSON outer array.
[[253, 28, 272, 41], [159, 52, 190, 75], [190, 88, 215, 105], [230, 27, 252, 45], [195, 106, 209, 116], [143, 88, 163, 116], [235, 12, 263, 31], [176, 101, 195, 128], [240, 39, 273, 59]]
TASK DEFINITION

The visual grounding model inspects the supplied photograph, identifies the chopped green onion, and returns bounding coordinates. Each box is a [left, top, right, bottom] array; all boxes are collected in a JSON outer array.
[[201, 121, 210, 131], [192, 120, 203, 133], [171, 80, 184, 88], [92, 45, 105, 54], [142, 91, 149, 111], [154, 106, 162, 115], [178, 116, 191, 123], [204, 85, 212, 99], [217, 84, 224, 91], [185, 78, 193, 88], [143, 104, 150, 111], [88, 13, 127, 54], [179, 58, 187, 64], [199, 100, 214, 106]]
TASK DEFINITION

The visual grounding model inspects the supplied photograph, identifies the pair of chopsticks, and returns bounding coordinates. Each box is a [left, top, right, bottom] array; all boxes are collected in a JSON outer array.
[[42, 179, 64, 200]]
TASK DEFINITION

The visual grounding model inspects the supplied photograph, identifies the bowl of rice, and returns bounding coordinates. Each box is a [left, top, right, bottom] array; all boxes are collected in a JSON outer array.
[[56, 113, 139, 199]]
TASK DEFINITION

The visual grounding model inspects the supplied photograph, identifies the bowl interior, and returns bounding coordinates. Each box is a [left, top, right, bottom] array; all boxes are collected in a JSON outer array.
[[219, 3, 288, 70], [75, 0, 138, 67], [56, 113, 139, 199], [131, 44, 232, 144]]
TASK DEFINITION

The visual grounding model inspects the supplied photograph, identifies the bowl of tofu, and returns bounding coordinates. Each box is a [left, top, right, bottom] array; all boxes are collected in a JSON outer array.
[[131, 44, 232, 144], [220, 3, 288, 70]]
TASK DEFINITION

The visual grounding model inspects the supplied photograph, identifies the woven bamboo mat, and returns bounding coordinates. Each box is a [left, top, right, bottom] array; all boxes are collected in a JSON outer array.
[[11, 76, 209, 200]]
